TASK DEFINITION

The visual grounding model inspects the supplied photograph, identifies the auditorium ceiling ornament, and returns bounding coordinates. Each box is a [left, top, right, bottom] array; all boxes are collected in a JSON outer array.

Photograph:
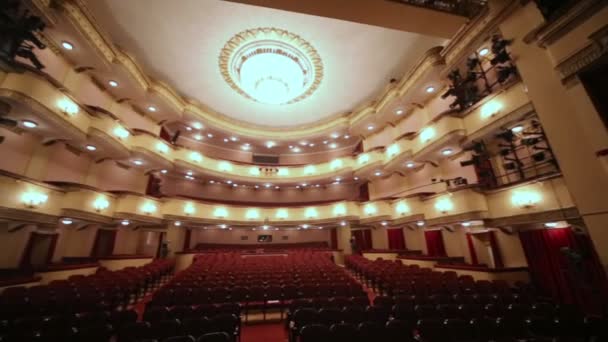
[[219, 27, 323, 105]]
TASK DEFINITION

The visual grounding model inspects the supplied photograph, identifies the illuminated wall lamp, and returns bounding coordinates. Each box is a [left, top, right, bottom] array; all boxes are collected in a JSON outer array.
[[21, 191, 48, 208], [93, 197, 110, 212], [304, 165, 316, 175], [435, 198, 454, 214], [387, 144, 400, 158], [420, 127, 435, 143], [113, 125, 130, 140], [277, 168, 289, 176], [213, 207, 228, 218], [184, 203, 196, 216], [156, 142, 169, 154], [57, 98, 78, 116], [190, 152, 203, 163], [511, 190, 541, 209], [357, 154, 369, 165], [245, 209, 260, 220], [481, 100, 503, 119], [333, 203, 347, 216], [330, 159, 343, 170], [141, 202, 157, 215], [305, 207, 318, 219], [364, 204, 377, 216], [396, 201, 411, 216], [276, 209, 289, 220]]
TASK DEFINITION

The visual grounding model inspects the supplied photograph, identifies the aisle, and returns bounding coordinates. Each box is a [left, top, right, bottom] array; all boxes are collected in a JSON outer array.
[[241, 323, 288, 342]]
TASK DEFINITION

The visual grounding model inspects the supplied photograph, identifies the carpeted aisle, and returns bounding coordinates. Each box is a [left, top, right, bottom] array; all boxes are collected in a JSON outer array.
[[241, 323, 288, 342]]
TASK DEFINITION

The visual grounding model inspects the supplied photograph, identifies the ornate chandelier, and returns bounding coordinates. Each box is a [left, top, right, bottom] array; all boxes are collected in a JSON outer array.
[[220, 28, 323, 105]]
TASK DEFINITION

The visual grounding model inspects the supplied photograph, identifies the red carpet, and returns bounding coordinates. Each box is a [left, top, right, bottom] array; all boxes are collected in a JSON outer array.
[[241, 323, 288, 342]]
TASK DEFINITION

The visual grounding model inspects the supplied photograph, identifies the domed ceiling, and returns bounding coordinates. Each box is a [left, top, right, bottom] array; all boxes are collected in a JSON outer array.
[[84, 0, 446, 128]]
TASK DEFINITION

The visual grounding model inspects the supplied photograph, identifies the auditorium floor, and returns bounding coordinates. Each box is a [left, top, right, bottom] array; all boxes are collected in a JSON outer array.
[[242, 323, 288, 342]]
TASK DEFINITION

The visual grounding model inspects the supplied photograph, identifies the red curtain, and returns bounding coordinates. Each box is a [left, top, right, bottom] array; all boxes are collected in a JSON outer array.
[[183, 229, 191, 251], [363, 229, 373, 250], [330, 228, 338, 249], [489, 231, 504, 268], [519, 228, 608, 314], [466, 233, 479, 265], [387, 228, 405, 250], [424, 230, 446, 256]]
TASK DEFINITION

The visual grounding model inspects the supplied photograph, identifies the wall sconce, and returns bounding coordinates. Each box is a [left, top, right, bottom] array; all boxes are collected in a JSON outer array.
[[357, 153, 369, 165], [420, 127, 435, 142], [330, 159, 343, 170], [481, 100, 503, 118], [141, 202, 157, 215], [277, 168, 289, 176], [276, 208, 289, 220], [113, 125, 130, 139], [305, 207, 318, 218], [21, 191, 48, 208], [189, 152, 203, 163], [333, 203, 347, 216], [511, 190, 541, 209], [395, 201, 411, 216], [156, 142, 169, 154], [184, 202, 196, 215], [304, 165, 316, 175], [364, 203, 377, 216], [218, 161, 233, 172], [57, 98, 78, 116], [386, 143, 400, 158], [93, 196, 110, 212], [249, 167, 260, 176], [435, 198, 454, 214], [245, 208, 260, 220], [213, 207, 228, 218]]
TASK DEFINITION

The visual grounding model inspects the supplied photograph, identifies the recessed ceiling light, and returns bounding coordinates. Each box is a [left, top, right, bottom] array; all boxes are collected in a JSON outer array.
[[264, 183, 271, 188], [133, 160, 143, 166], [186, 171, 193, 176], [174, 221, 181, 226], [340, 221, 346, 226], [462, 221, 471, 227], [308, 143, 315, 147], [185, 175, 194, 180], [230, 136, 238, 142], [160, 169, 168, 174], [322, 141, 328, 144], [242, 144, 251, 150], [147, 106, 157, 112], [192, 122, 203, 130], [381, 221, 388, 226], [289, 145, 294, 149], [226, 180, 233, 184], [194, 134, 203, 141], [292, 147, 301, 153], [22, 120, 38, 128], [354, 177, 359, 181], [186, 126, 193, 131], [219, 224, 227, 229], [329, 143, 337, 149], [61, 41, 74, 50], [61, 218, 73, 225], [315, 184, 320, 187], [335, 177, 341, 182], [374, 171, 382, 176], [254, 185, 259, 189], [330, 133, 340, 139], [232, 184, 238, 187], [511, 125, 524, 133], [396, 109, 404, 115], [406, 162, 415, 168], [85, 144, 97, 151], [223, 138, 229, 142], [479, 48, 490, 56], [266, 141, 276, 148], [121, 220, 130, 226], [108, 80, 119, 87], [441, 148, 453, 156], [275, 186, 280, 189], [344, 135, 350, 139], [367, 125, 375, 131], [426, 86, 436, 93], [207, 133, 214, 138], [416, 221, 425, 226], [299, 141, 308, 146], [544, 222, 558, 228], [209, 180, 215, 184], [296, 185, 300, 189], [301, 183, 307, 186]]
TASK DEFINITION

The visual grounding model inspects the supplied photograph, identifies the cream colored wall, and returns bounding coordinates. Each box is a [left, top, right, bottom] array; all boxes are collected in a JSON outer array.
[[404, 228, 426, 253], [337, 225, 352, 255], [43, 143, 92, 183], [58, 227, 97, 258], [166, 224, 186, 256], [163, 177, 360, 203], [98, 258, 153, 271], [370, 228, 388, 249], [113, 228, 139, 255], [0, 128, 39, 175], [492, 229, 528, 268], [137, 231, 162, 257], [0, 225, 35, 268], [442, 228, 466, 258], [191, 228, 330, 246]]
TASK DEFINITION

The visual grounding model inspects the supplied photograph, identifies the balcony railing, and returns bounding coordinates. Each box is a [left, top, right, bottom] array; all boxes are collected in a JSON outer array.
[[388, 0, 488, 18]]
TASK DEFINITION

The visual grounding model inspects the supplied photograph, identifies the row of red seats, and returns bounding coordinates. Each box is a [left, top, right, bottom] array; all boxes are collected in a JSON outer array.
[[0, 259, 174, 319]]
